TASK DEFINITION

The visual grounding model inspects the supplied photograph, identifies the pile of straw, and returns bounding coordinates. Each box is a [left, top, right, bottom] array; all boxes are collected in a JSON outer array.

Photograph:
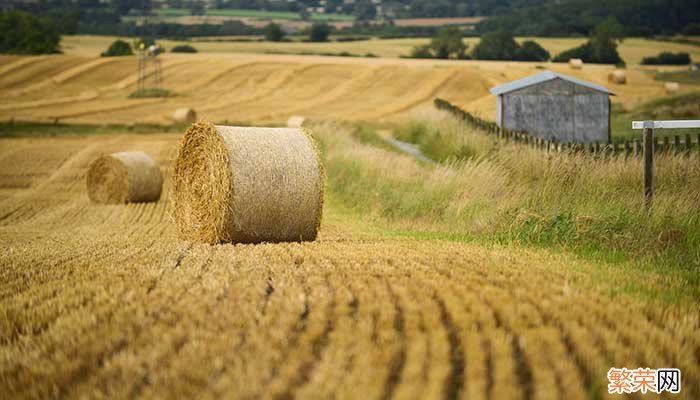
[[87, 151, 163, 204], [569, 59, 583, 69], [173, 122, 324, 244], [286, 115, 307, 128], [174, 108, 197, 124], [665, 82, 680, 95], [607, 70, 626, 84]]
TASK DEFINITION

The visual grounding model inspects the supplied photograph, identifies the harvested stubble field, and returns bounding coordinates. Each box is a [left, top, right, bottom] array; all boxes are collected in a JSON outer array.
[[0, 47, 695, 126], [0, 121, 699, 399]]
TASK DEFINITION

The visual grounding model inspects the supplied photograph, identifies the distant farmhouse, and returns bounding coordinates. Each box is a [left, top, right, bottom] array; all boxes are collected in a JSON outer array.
[[490, 71, 613, 144]]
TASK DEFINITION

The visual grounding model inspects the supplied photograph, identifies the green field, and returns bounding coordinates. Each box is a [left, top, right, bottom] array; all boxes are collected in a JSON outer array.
[[156, 7, 355, 22]]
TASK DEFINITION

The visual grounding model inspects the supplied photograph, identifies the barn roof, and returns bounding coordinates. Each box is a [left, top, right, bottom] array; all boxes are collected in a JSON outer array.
[[489, 71, 614, 96]]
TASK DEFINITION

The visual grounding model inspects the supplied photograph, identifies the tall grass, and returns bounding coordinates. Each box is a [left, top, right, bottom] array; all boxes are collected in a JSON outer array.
[[312, 111, 700, 274]]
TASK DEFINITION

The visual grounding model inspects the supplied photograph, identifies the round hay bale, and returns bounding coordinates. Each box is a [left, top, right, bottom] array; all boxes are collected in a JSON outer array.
[[608, 70, 626, 84], [173, 108, 197, 124], [286, 115, 306, 128], [665, 82, 679, 95], [173, 122, 324, 244], [87, 151, 163, 204], [569, 59, 583, 69]]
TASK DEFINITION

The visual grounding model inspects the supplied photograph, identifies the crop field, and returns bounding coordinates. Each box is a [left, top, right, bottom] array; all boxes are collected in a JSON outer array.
[[60, 35, 700, 64], [1, 48, 695, 126], [1, 123, 699, 398]]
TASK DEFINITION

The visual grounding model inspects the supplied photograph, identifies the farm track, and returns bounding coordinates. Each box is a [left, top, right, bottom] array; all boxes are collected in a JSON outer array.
[[0, 133, 699, 399]]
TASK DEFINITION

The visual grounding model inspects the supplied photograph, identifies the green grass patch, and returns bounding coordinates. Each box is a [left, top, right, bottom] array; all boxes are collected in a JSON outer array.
[[128, 88, 172, 98], [612, 92, 700, 141], [0, 121, 177, 138]]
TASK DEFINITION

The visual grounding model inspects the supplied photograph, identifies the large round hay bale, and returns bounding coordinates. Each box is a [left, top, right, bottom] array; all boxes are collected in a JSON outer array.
[[569, 58, 583, 69], [173, 122, 324, 244], [286, 115, 306, 128], [87, 151, 163, 204], [665, 82, 680, 95], [608, 70, 626, 84], [173, 108, 197, 124]]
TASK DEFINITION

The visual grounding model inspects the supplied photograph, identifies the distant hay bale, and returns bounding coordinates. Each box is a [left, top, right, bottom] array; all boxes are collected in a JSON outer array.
[[173, 108, 197, 124], [569, 59, 583, 69], [173, 122, 324, 244], [286, 115, 306, 128], [608, 70, 626, 84], [665, 82, 680, 95], [87, 151, 163, 204]]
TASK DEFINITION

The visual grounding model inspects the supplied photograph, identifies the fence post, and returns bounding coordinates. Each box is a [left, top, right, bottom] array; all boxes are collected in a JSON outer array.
[[644, 126, 654, 207], [674, 135, 681, 154], [686, 134, 692, 153]]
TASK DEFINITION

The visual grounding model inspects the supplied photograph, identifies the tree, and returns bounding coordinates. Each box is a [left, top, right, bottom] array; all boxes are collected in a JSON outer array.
[[0, 11, 60, 55], [515, 40, 550, 61], [171, 44, 198, 53], [264, 23, 285, 42], [354, 0, 377, 22], [641, 52, 691, 65], [299, 8, 311, 21], [429, 27, 466, 59], [409, 44, 433, 59], [101, 39, 133, 56], [472, 30, 519, 60], [309, 22, 331, 42], [553, 19, 623, 64], [190, 1, 205, 16]]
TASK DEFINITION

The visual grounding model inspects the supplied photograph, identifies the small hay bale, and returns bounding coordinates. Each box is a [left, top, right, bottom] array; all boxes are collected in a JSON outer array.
[[173, 122, 324, 244], [665, 82, 679, 95], [569, 59, 583, 69], [286, 115, 306, 128], [607, 70, 626, 84], [87, 151, 163, 204], [173, 108, 197, 124]]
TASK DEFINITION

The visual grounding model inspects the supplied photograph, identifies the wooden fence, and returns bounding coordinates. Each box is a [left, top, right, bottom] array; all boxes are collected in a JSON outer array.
[[434, 98, 700, 157]]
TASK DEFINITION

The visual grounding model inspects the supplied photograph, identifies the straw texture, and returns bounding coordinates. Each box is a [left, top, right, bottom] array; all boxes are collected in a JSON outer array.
[[608, 70, 626, 84], [665, 82, 679, 94], [86, 151, 163, 204], [174, 108, 197, 124], [286, 115, 306, 128], [569, 59, 583, 69], [173, 122, 324, 244]]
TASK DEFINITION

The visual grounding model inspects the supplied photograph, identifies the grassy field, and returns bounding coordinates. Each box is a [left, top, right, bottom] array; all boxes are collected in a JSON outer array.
[[0, 119, 698, 398]]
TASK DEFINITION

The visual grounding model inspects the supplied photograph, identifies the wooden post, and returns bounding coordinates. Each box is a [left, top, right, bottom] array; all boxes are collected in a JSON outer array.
[[644, 127, 654, 207], [633, 139, 640, 158], [674, 135, 681, 154], [663, 136, 670, 153], [624, 141, 631, 158]]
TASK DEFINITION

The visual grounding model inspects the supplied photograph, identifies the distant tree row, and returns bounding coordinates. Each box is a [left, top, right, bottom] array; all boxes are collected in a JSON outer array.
[[476, 0, 699, 37], [641, 52, 692, 66], [0, 11, 60, 54], [408, 18, 625, 64]]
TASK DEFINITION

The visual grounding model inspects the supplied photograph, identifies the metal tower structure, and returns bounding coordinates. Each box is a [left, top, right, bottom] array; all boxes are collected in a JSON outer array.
[[137, 44, 163, 93]]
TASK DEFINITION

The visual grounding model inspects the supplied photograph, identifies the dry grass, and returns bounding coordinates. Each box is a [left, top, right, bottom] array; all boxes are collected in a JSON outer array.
[[86, 151, 163, 204], [173, 122, 324, 244], [0, 51, 690, 126], [0, 131, 698, 398]]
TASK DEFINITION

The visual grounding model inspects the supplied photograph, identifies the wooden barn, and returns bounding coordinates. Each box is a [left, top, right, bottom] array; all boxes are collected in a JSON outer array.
[[490, 71, 613, 143]]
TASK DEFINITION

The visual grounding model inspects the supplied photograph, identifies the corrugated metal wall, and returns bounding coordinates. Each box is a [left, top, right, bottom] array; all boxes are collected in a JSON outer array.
[[499, 78, 609, 143]]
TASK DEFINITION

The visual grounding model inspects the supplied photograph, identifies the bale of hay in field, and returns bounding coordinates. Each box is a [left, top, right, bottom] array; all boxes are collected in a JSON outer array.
[[665, 82, 680, 95], [173, 122, 324, 244], [286, 115, 306, 128], [569, 59, 583, 69], [608, 70, 626, 84], [173, 108, 197, 124], [87, 151, 163, 204]]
